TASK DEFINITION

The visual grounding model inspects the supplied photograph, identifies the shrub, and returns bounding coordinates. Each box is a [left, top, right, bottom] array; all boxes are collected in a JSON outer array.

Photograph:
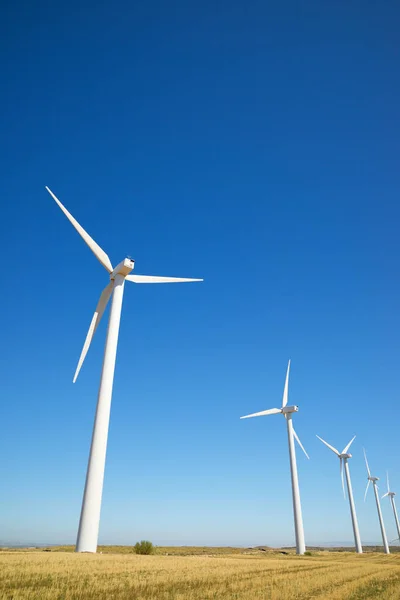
[[304, 551, 313, 556], [134, 540, 154, 555]]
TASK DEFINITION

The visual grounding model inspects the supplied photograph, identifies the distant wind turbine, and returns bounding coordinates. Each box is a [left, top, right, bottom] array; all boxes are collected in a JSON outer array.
[[46, 186, 202, 553], [382, 471, 400, 544], [240, 360, 309, 555], [316, 435, 362, 554], [363, 449, 389, 554]]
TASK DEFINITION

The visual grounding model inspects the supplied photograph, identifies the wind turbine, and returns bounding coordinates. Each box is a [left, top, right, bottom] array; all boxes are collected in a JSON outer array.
[[316, 435, 362, 553], [240, 360, 309, 555], [46, 186, 202, 553], [382, 471, 400, 544], [363, 449, 389, 554]]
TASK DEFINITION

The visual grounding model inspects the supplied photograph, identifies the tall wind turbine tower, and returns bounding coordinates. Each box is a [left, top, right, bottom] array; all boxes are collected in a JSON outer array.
[[382, 472, 400, 544], [363, 449, 389, 554], [240, 361, 309, 555], [316, 435, 362, 554], [46, 187, 202, 553]]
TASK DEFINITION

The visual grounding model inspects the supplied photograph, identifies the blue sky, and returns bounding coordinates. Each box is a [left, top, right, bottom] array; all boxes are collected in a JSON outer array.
[[1, 0, 399, 547]]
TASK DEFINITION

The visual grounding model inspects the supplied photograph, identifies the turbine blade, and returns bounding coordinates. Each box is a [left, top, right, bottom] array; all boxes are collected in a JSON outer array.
[[316, 435, 340, 456], [240, 408, 282, 419], [281, 360, 290, 408], [46, 187, 113, 273], [73, 282, 114, 382], [382, 492, 389, 499], [363, 448, 371, 477], [364, 480, 371, 502], [292, 427, 309, 459], [342, 435, 356, 455], [126, 274, 203, 284], [340, 458, 346, 499]]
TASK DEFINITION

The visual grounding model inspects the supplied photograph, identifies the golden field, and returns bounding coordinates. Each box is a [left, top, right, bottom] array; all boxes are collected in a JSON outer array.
[[1, 548, 400, 599]]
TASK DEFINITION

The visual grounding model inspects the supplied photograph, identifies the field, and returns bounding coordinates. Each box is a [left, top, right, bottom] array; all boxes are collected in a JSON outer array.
[[1, 547, 400, 599]]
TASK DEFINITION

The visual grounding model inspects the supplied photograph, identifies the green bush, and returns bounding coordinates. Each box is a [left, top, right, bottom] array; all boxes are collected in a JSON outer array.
[[304, 551, 313, 556], [134, 540, 154, 555]]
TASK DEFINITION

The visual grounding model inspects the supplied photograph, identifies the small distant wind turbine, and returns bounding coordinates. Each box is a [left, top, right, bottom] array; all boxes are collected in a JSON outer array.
[[46, 187, 202, 553], [316, 435, 362, 554], [240, 360, 309, 555], [382, 471, 400, 544], [363, 449, 389, 554]]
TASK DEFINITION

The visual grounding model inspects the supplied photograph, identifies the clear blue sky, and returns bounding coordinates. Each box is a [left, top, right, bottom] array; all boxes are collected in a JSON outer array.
[[1, 0, 399, 547]]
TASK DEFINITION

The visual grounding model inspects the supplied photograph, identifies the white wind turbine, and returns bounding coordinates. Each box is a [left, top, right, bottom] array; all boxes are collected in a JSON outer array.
[[363, 449, 389, 554], [382, 471, 400, 544], [316, 435, 362, 553], [46, 186, 202, 553], [240, 360, 309, 555]]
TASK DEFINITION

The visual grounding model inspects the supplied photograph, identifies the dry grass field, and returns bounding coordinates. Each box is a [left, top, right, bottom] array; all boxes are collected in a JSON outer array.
[[1, 548, 400, 599]]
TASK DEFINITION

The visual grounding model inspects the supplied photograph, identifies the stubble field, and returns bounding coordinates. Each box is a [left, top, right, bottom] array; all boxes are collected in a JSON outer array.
[[1, 548, 400, 600]]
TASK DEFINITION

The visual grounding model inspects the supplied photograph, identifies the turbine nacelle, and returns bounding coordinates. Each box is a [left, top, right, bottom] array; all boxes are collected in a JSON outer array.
[[282, 405, 299, 414], [368, 476, 379, 482], [339, 453, 352, 459], [110, 258, 135, 279]]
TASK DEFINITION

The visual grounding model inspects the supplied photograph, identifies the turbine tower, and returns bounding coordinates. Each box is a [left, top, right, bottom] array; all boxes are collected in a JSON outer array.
[[46, 186, 202, 553], [382, 472, 400, 544], [363, 449, 389, 554], [316, 435, 362, 554], [240, 360, 309, 555]]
